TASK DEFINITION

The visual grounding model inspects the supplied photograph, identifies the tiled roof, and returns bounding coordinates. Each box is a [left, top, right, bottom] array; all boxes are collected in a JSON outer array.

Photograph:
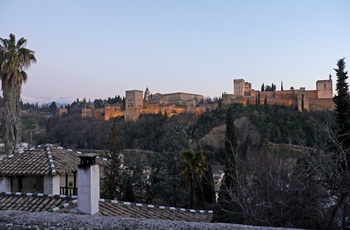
[[99, 199, 213, 222], [0, 192, 77, 212], [0, 144, 79, 176], [0, 193, 213, 222]]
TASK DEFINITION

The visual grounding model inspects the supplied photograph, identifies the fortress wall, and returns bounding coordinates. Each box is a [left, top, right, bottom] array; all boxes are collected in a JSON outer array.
[[93, 108, 104, 119], [227, 95, 298, 106], [81, 108, 93, 118], [108, 105, 123, 118], [143, 104, 161, 114], [247, 98, 256, 105], [309, 99, 334, 110], [125, 110, 141, 121], [222, 94, 236, 105], [260, 91, 275, 98], [172, 106, 186, 115], [228, 98, 246, 105], [307, 90, 318, 99], [258, 97, 298, 107], [273, 90, 297, 99]]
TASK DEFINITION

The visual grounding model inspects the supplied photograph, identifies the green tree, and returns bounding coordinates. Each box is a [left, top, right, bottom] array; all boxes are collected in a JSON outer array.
[[216, 106, 239, 223], [178, 150, 207, 208], [0, 34, 36, 154], [201, 159, 216, 207], [120, 171, 135, 202], [223, 107, 238, 186], [50, 101, 57, 113], [333, 58, 350, 167], [101, 120, 125, 199], [329, 58, 350, 228], [150, 122, 190, 207]]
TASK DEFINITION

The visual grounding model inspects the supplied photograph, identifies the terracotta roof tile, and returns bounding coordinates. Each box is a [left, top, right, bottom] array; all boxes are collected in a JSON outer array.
[[0, 145, 79, 176], [99, 199, 213, 222], [0, 192, 77, 212], [0, 192, 213, 222]]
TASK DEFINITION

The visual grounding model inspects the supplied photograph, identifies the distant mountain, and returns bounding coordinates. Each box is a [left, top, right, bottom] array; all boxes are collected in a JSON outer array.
[[21, 96, 76, 107]]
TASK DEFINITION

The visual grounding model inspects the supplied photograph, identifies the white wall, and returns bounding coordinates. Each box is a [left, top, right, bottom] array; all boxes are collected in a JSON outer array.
[[78, 164, 100, 215], [0, 177, 11, 192], [44, 175, 60, 194]]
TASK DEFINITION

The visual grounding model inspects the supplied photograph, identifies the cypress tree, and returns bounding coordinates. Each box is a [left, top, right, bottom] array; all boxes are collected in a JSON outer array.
[[333, 58, 350, 168], [101, 120, 124, 199], [201, 159, 216, 206], [216, 106, 239, 223]]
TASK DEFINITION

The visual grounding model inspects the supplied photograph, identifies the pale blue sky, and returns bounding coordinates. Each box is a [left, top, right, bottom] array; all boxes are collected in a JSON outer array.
[[1, 1, 349, 100]]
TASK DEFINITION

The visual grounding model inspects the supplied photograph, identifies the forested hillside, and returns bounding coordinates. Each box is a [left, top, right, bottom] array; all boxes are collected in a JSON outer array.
[[1, 100, 345, 228], [19, 103, 332, 158]]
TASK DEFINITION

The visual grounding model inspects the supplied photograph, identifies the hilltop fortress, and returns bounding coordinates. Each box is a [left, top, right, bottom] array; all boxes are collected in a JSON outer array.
[[82, 88, 217, 121], [81, 77, 334, 121], [222, 77, 334, 111]]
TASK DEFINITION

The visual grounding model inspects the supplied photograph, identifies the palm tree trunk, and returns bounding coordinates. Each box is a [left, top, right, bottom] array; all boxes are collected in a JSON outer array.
[[2, 77, 21, 154]]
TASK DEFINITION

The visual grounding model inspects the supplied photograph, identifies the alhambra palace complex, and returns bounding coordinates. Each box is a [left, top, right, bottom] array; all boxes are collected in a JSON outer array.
[[81, 77, 334, 121]]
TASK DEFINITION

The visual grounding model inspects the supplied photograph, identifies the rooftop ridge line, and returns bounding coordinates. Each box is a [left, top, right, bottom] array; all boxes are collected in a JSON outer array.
[[44, 145, 57, 175], [99, 198, 214, 214], [0, 145, 37, 161], [0, 143, 109, 162], [47, 199, 78, 213], [0, 191, 77, 199]]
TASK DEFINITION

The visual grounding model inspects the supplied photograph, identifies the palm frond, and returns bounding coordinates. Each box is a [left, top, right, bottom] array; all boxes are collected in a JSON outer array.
[[16, 37, 27, 48]]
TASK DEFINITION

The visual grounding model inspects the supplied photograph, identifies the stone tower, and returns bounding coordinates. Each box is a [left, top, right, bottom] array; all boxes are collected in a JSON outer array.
[[125, 90, 144, 121], [316, 79, 333, 99], [234, 79, 245, 96]]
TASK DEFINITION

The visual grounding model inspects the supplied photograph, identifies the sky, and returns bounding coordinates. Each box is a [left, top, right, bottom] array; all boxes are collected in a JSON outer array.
[[1, 1, 350, 102]]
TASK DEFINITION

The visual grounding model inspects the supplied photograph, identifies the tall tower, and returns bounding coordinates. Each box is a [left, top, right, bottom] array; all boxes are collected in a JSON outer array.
[[234, 79, 245, 96], [316, 79, 333, 99], [125, 90, 144, 121]]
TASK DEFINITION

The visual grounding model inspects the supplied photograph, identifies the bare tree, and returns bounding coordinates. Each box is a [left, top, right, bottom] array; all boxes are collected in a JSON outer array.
[[217, 141, 328, 228]]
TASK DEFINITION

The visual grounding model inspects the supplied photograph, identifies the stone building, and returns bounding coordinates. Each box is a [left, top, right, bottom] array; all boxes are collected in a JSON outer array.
[[124, 90, 144, 121], [122, 89, 206, 121], [83, 87, 213, 121], [57, 107, 68, 117], [223, 77, 334, 111]]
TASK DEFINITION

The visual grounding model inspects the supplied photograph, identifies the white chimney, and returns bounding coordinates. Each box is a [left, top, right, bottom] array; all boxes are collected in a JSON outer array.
[[78, 153, 100, 215]]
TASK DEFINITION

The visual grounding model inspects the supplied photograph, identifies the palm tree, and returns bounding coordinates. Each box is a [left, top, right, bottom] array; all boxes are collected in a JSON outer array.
[[179, 150, 207, 208], [0, 34, 36, 154]]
